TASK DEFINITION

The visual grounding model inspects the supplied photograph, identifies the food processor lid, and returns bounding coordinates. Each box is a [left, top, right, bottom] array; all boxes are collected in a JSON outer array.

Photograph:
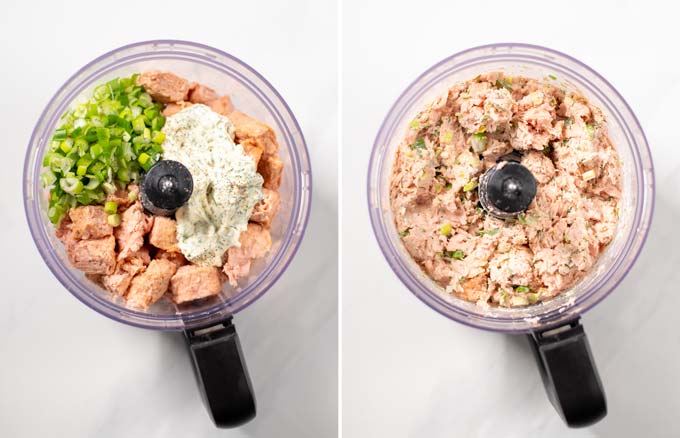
[[140, 160, 194, 216], [478, 158, 537, 219]]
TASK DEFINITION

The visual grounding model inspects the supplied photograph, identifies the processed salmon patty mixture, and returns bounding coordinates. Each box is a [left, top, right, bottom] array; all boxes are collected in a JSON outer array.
[[390, 72, 621, 308]]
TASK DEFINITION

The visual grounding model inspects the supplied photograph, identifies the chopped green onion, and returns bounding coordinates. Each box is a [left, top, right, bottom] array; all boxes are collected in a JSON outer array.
[[528, 293, 540, 304], [59, 177, 84, 195], [90, 143, 103, 158], [442, 249, 466, 260], [515, 285, 530, 293], [143, 107, 158, 120], [84, 178, 101, 190], [104, 201, 118, 214], [452, 250, 465, 260], [582, 169, 596, 181], [495, 78, 513, 91], [41, 73, 164, 225], [477, 228, 500, 237], [59, 139, 73, 154], [463, 178, 478, 192], [151, 131, 165, 144], [409, 120, 420, 130], [117, 168, 132, 182], [41, 171, 57, 188], [151, 115, 165, 131], [52, 128, 67, 140], [548, 74, 557, 80], [399, 228, 411, 237], [132, 116, 146, 133], [102, 182, 117, 195], [76, 165, 88, 176], [470, 133, 487, 153], [138, 152, 153, 171], [440, 223, 452, 236], [107, 213, 121, 227], [409, 138, 426, 150], [510, 296, 529, 306], [137, 93, 153, 108], [128, 190, 138, 202], [93, 84, 109, 101], [586, 124, 595, 138], [96, 127, 110, 146], [50, 155, 74, 174]]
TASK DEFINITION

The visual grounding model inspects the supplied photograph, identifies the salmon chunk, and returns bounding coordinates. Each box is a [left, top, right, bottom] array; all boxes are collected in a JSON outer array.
[[188, 84, 219, 104], [68, 206, 113, 240], [170, 265, 223, 304], [459, 274, 489, 302], [126, 259, 177, 309], [101, 248, 151, 297], [223, 223, 272, 286], [229, 110, 278, 156], [155, 249, 187, 270], [250, 188, 280, 228], [56, 214, 74, 246], [149, 217, 180, 252], [137, 71, 190, 103], [102, 271, 133, 297], [121, 247, 151, 274], [208, 96, 235, 116], [67, 235, 116, 275], [257, 155, 283, 190], [162, 101, 193, 117], [115, 201, 153, 260]]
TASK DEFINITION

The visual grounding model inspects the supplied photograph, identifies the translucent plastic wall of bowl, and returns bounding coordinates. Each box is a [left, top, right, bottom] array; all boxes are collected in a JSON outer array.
[[24, 41, 312, 330], [368, 44, 654, 332]]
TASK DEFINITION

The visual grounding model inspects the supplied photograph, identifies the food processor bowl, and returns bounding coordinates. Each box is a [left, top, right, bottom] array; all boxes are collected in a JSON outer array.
[[24, 40, 312, 330], [24, 40, 312, 427], [368, 43, 654, 427]]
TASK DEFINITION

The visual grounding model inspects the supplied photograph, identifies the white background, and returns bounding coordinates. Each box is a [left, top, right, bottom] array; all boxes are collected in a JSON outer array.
[[0, 1, 337, 437], [343, 1, 680, 437]]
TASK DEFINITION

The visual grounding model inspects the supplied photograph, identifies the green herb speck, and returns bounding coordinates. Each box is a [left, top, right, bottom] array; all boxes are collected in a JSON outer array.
[[476, 228, 500, 237], [409, 138, 426, 150]]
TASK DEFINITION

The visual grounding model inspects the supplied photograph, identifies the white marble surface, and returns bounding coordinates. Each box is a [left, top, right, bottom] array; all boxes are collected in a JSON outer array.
[[342, 0, 680, 437], [0, 1, 337, 437]]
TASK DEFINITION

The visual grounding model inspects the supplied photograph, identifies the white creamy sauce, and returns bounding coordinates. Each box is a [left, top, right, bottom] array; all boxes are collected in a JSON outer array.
[[161, 104, 263, 266]]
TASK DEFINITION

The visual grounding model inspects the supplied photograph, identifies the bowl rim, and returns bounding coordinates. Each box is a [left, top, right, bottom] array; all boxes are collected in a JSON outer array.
[[367, 42, 655, 333], [24, 39, 313, 331]]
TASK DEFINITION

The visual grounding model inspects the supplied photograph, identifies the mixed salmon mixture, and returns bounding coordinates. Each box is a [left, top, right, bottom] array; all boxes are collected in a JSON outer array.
[[390, 72, 621, 307], [46, 71, 283, 310]]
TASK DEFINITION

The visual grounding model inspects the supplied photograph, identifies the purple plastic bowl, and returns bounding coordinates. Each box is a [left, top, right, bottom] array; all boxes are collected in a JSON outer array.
[[368, 43, 654, 333], [24, 40, 312, 330]]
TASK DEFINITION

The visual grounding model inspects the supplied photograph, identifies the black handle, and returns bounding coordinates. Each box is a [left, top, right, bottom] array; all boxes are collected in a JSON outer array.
[[185, 318, 256, 428], [528, 318, 606, 427]]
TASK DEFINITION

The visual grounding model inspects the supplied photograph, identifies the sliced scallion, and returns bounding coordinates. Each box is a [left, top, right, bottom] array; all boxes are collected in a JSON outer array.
[[104, 201, 118, 214], [40, 73, 165, 224], [107, 213, 121, 227]]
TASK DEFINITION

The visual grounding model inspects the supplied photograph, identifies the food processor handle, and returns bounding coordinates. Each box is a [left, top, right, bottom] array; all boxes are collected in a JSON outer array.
[[185, 318, 256, 428], [528, 318, 606, 428]]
